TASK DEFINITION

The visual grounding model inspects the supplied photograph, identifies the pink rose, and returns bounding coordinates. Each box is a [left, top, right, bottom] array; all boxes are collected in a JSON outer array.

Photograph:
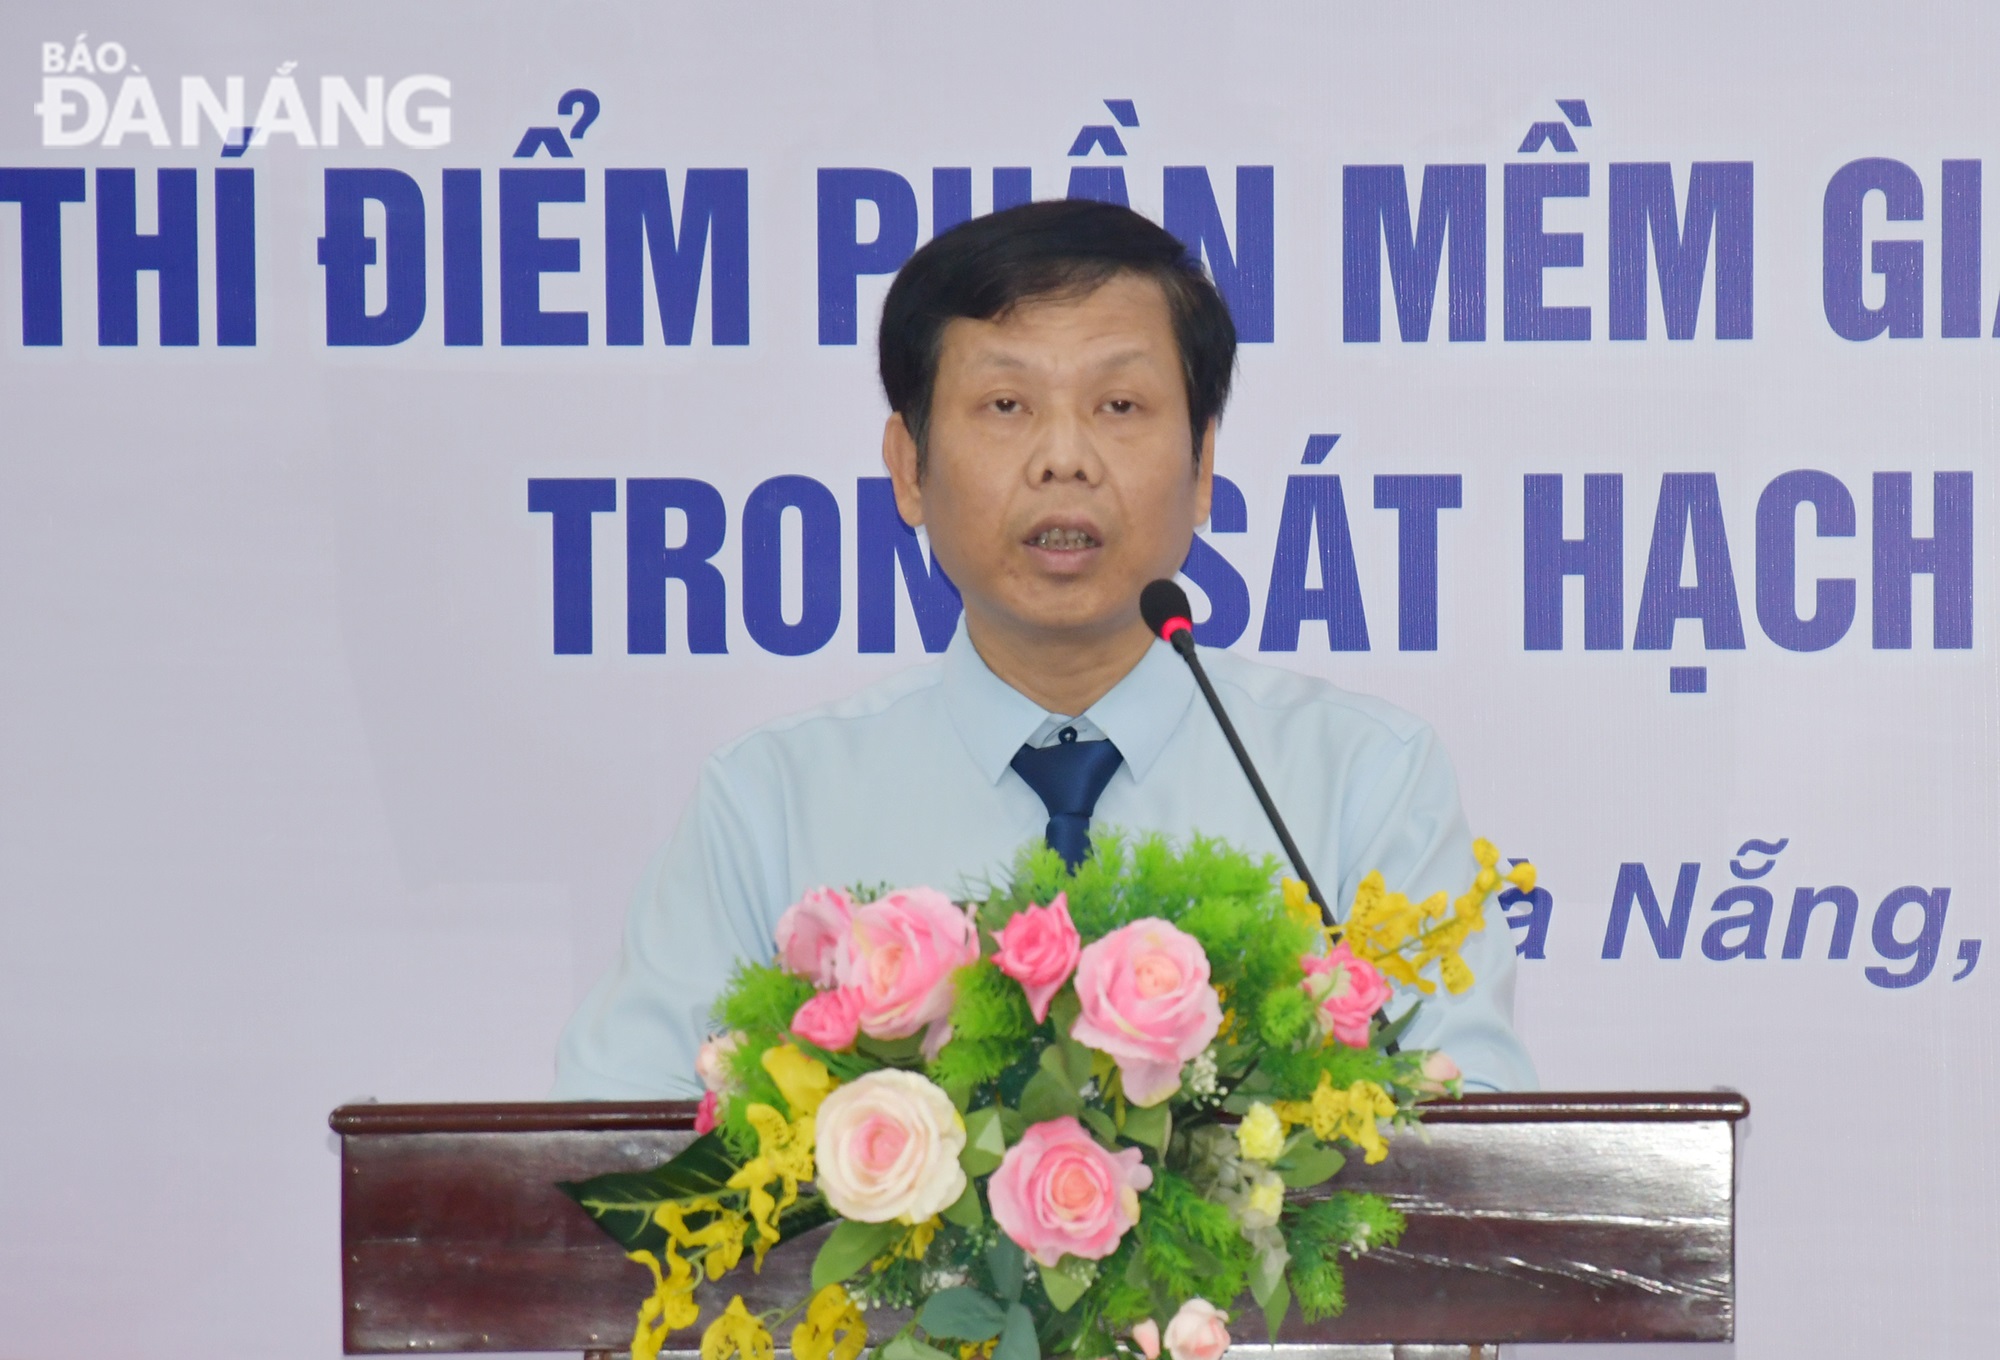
[[1162, 1299, 1230, 1360], [988, 1116, 1152, 1267], [791, 986, 864, 1051], [693, 1089, 720, 1135], [844, 888, 980, 1055], [993, 892, 1081, 1023], [774, 887, 856, 988], [695, 1032, 742, 1093], [1300, 942, 1394, 1049], [1131, 1320, 1161, 1360], [1069, 918, 1222, 1107], [1418, 1050, 1462, 1095]]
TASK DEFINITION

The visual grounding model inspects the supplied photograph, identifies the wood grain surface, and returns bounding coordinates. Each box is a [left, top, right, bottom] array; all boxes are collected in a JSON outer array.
[[334, 1093, 1746, 1354]]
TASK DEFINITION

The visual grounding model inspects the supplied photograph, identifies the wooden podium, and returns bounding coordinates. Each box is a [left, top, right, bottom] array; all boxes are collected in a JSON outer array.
[[331, 1092, 1746, 1359]]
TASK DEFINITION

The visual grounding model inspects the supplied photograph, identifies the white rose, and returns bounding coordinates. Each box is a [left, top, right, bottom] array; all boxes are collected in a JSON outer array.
[[813, 1069, 967, 1224]]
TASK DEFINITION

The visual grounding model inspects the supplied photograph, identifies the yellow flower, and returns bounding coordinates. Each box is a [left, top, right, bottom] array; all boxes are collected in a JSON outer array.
[[906, 1215, 942, 1258], [727, 1102, 816, 1267], [701, 1296, 776, 1360], [762, 1044, 834, 1117], [653, 1197, 750, 1280], [1246, 1176, 1285, 1221], [876, 1215, 941, 1265], [1281, 876, 1321, 929], [1338, 842, 1534, 1001], [1271, 1074, 1398, 1164], [629, 1247, 701, 1360], [791, 1284, 868, 1360], [1236, 1102, 1285, 1162]]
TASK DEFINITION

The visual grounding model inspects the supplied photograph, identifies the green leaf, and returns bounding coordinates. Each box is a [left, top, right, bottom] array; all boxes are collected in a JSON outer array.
[[1276, 1142, 1346, 1189], [1045, 1036, 1094, 1090], [1047, 988, 1081, 1037], [961, 1106, 1008, 1177], [1038, 1043, 1079, 1090], [998, 1106, 1027, 1142], [1018, 1067, 1084, 1124], [810, 1219, 900, 1290], [1257, 1270, 1292, 1341], [856, 1031, 927, 1065], [994, 1302, 1038, 1360], [942, 1178, 984, 1230], [878, 1336, 957, 1360], [917, 1286, 1008, 1342], [987, 1235, 1026, 1303], [1373, 1002, 1421, 1052], [1121, 1101, 1171, 1153], [1039, 1257, 1091, 1312], [777, 1194, 837, 1242], [1079, 1106, 1118, 1145], [556, 1131, 743, 1253]]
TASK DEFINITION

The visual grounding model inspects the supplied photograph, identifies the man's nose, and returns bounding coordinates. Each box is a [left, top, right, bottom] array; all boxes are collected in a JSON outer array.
[[1028, 408, 1103, 485]]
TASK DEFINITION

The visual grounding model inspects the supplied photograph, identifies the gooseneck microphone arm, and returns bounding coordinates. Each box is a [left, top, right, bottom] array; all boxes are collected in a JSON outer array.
[[1140, 579, 1337, 932]]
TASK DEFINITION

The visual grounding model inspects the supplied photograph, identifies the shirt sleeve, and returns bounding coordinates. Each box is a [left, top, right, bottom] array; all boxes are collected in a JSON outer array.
[[1337, 722, 1538, 1094], [550, 757, 780, 1099]]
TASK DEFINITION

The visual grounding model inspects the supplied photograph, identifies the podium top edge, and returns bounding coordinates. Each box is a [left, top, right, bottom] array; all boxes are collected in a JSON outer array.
[[328, 1090, 1749, 1136]]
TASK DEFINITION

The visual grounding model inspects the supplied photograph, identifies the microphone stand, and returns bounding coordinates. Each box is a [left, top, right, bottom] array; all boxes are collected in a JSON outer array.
[[1160, 625, 1337, 934]]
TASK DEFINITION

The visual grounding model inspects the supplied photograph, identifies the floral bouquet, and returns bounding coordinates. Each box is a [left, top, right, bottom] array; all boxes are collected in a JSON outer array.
[[561, 833, 1532, 1360]]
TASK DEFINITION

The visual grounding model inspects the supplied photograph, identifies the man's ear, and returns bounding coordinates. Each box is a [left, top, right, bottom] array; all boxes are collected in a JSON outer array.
[[1193, 418, 1217, 526], [882, 413, 925, 527]]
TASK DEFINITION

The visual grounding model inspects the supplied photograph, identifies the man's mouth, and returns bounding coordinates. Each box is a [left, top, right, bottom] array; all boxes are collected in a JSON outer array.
[[1028, 526, 1100, 550]]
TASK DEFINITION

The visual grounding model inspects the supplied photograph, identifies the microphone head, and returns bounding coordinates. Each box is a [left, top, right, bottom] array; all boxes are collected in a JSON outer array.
[[1140, 579, 1196, 644]]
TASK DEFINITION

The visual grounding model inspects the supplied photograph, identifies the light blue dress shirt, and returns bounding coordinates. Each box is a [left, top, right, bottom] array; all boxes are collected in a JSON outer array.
[[553, 626, 1536, 1098]]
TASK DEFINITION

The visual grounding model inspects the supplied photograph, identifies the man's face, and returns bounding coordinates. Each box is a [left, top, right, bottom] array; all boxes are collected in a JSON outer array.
[[884, 273, 1214, 649]]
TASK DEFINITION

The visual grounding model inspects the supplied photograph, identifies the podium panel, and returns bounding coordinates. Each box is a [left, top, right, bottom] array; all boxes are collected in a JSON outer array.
[[331, 1093, 1746, 1356]]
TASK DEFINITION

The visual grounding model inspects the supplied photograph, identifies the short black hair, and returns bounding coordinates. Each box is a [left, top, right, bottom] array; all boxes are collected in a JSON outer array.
[[878, 199, 1237, 467]]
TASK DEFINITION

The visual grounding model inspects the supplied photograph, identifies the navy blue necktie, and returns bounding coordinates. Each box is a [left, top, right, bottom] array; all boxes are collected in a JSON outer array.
[[1010, 727, 1125, 871]]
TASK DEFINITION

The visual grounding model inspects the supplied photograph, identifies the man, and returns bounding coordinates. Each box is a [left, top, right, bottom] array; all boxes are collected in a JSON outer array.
[[553, 200, 1535, 1097]]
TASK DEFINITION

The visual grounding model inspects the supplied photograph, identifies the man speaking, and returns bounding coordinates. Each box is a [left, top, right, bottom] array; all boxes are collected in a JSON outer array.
[[554, 200, 1534, 1098]]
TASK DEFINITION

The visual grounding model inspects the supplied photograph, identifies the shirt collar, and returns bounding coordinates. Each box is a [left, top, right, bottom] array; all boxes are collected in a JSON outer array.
[[941, 621, 1198, 785]]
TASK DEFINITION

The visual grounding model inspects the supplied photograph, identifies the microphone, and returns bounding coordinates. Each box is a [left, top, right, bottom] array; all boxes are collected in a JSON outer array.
[[1141, 579, 1336, 931]]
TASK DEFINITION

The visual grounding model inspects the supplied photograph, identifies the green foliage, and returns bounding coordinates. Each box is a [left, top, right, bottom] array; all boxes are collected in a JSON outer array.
[[1257, 987, 1316, 1048], [933, 960, 1037, 1089], [1090, 1240, 1151, 1329], [719, 960, 816, 1037], [988, 832, 1282, 938], [710, 962, 818, 1155], [1284, 1192, 1407, 1322], [1132, 1170, 1249, 1313], [1253, 1033, 1404, 1103]]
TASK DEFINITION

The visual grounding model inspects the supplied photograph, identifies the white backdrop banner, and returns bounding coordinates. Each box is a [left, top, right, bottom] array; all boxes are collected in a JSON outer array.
[[1, 3, 1993, 1357]]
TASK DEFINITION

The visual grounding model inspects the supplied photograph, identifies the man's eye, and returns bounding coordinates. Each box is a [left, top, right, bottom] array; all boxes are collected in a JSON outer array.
[[1105, 398, 1137, 415], [992, 397, 1020, 414]]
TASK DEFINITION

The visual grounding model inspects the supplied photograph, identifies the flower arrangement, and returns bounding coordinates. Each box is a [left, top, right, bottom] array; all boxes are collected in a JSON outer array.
[[561, 833, 1533, 1360]]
